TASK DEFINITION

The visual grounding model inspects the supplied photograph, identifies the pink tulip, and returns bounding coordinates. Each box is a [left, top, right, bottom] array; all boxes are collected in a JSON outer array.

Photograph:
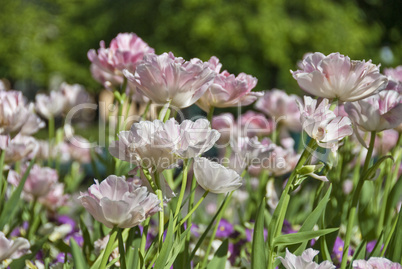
[[298, 96, 353, 151], [279, 248, 335, 269], [193, 157, 242, 194], [0, 91, 44, 135], [35, 91, 67, 119], [38, 183, 70, 211], [88, 33, 154, 88], [7, 164, 58, 200], [353, 257, 402, 269], [124, 52, 215, 108], [109, 118, 220, 172], [238, 111, 274, 137], [212, 113, 236, 144], [384, 66, 402, 93], [0, 232, 30, 262], [291, 52, 387, 102], [255, 89, 302, 132], [0, 134, 38, 164], [345, 90, 402, 132], [196, 56, 261, 111], [78, 175, 161, 228]]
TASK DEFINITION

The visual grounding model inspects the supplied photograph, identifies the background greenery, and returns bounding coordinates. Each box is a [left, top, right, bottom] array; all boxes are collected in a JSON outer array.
[[0, 0, 401, 95]]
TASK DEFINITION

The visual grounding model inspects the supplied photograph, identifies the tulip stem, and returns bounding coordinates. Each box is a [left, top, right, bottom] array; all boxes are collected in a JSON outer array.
[[141, 100, 152, 121], [142, 168, 157, 192], [340, 131, 376, 269], [156, 189, 164, 252], [180, 190, 209, 226], [27, 198, 38, 239], [267, 138, 317, 265], [207, 106, 215, 122], [117, 228, 127, 269], [100, 227, 118, 269], [139, 218, 150, 257], [48, 116, 55, 165], [200, 191, 234, 269], [0, 150, 5, 209], [174, 159, 190, 220]]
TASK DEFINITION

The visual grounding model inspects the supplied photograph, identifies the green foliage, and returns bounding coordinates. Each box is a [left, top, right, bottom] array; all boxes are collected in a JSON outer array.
[[1, 0, 397, 94]]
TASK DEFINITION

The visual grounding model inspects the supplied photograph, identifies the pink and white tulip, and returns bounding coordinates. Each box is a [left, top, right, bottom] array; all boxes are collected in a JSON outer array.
[[298, 96, 353, 151], [0, 232, 30, 262], [291, 52, 387, 102], [35, 91, 67, 119], [7, 164, 58, 200], [109, 118, 220, 172], [193, 157, 242, 194], [353, 257, 402, 269], [0, 91, 44, 135], [255, 89, 302, 132], [124, 52, 215, 108], [78, 175, 161, 228], [345, 90, 402, 132], [88, 33, 154, 88], [278, 248, 335, 269], [196, 56, 261, 111], [0, 135, 38, 164]]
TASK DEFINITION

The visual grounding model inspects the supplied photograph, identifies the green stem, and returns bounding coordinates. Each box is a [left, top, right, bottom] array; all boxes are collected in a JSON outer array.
[[100, 227, 118, 269], [118, 229, 127, 269], [184, 167, 198, 265], [27, 198, 38, 239], [340, 131, 376, 269], [179, 191, 208, 226], [48, 116, 55, 165], [140, 218, 150, 256], [174, 159, 190, 220], [141, 100, 152, 121], [142, 168, 157, 192], [156, 189, 164, 252], [115, 93, 125, 140], [0, 150, 6, 210], [207, 106, 215, 122], [200, 191, 234, 269]]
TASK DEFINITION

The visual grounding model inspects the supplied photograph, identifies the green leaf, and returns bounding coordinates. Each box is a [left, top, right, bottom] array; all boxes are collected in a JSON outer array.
[[294, 184, 332, 255], [362, 155, 394, 181], [268, 193, 290, 249], [71, 239, 88, 269], [385, 208, 402, 263], [351, 240, 367, 261], [126, 227, 141, 268], [0, 158, 35, 230], [189, 193, 228, 260], [165, 229, 191, 269], [154, 211, 175, 268], [273, 228, 339, 247], [252, 198, 267, 269], [80, 216, 93, 259], [208, 239, 229, 269]]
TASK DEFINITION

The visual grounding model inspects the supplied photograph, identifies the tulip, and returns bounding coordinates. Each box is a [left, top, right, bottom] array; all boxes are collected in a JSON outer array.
[[78, 175, 161, 228], [35, 91, 67, 119], [0, 232, 31, 262], [196, 56, 262, 112], [212, 113, 236, 144], [0, 91, 44, 135], [38, 183, 70, 211], [298, 96, 353, 151], [238, 111, 274, 137], [88, 33, 154, 88], [345, 90, 402, 132], [278, 248, 335, 269], [193, 157, 242, 194], [8, 164, 58, 200], [291, 52, 387, 102], [353, 257, 402, 269], [0, 134, 38, 164], [255, 89, 302, 132], [124, 52, 215, 108], [59, 82, 92, 112], [109, 118, 220, 172], [384, 65, 402, 93]]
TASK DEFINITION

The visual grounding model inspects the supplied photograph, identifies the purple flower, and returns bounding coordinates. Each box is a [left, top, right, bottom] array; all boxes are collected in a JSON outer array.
[[331, 237, 351, 264], [216, 219, 234, 238]]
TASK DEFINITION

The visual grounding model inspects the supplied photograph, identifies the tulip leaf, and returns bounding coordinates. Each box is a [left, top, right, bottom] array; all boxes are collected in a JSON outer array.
[[80, 216, 93, 258], [294, 184, 332, 255], [273, 228, 339, 247], [362, 155, 394, 181], [0, 157, 35, 230], [154, 211, 175, 268], [71, 238, 89, 269], [165, 228, 190, 269], [385, 208, 402, 263], [268, 193, 290, 249], [126, 227, 141, 268], [189, 193, 228, 260], [208, 239, 229, 269], [252, 198, 267, 269], [351, 240, 367, 261]]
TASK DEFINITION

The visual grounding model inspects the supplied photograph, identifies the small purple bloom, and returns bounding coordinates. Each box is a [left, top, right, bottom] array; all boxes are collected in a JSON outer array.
[[332, 237, 352, 264], [216, 219, 234, 238]]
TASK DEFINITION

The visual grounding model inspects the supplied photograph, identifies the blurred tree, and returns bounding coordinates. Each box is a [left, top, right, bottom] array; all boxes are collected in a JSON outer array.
[[0, 0, 398, 94]]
